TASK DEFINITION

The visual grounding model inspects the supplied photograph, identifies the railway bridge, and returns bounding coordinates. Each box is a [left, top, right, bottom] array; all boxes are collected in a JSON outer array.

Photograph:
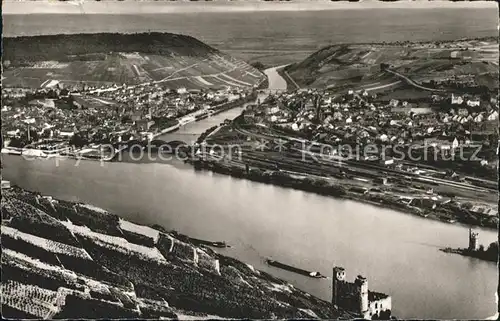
[[259, 89, 286, 95]]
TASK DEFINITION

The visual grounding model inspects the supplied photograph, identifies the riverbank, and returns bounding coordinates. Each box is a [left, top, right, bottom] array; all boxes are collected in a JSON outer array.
[[2, 152, 497, 319], [440, 247, 498, 263], [1, 184, 353, 319], [188, 158, 498, 230]]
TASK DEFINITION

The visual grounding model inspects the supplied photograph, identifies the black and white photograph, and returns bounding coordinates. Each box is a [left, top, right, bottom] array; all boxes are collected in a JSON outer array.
[[1, 0, 499, 319]]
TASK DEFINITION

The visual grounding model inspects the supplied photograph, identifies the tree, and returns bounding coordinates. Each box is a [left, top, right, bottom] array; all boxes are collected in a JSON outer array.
[[8, 137, 26, 148], [486, 241, 498, 256], [312, 179, 329, 188], [40, 129, 51, 139], [70, 133, 88, 148], [302, 177, 315, 186], [250, 61, 266, 71]]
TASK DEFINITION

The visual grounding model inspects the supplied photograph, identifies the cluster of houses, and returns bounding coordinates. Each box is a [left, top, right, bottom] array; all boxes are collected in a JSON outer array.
[[95, 84, 246, 120], [1, 82, 251, 148], [243, 89, 498, 171], [252, 89, 496, 146]]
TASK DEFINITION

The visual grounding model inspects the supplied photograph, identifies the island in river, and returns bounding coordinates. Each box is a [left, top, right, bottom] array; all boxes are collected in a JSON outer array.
[[441, 229, 498, 263], [441, 247, 498, 263]]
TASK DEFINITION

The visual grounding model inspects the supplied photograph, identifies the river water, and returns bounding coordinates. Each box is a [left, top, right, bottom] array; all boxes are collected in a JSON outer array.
[[155, 107, 246, 143], [1, 79, 497, 318], [2, 7, 498, 319], [264, 65, 289, 91]]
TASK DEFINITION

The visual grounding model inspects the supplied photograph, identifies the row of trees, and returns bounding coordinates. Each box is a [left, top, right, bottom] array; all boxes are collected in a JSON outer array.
[[6, 130, 39, 148], [475, 241, 498, 263], [194, 160, 348, 198]]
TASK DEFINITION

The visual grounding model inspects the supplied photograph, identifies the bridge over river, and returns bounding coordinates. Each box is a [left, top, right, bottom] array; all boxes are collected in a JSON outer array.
[[156, 65, 289, 144], [264, 64, 290, 92]]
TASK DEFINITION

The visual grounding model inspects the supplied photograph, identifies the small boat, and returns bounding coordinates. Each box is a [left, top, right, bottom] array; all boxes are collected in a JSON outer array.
[[208, 241, 229, 248], [266, 259, 325, 279], [173, 233, 229, 248]]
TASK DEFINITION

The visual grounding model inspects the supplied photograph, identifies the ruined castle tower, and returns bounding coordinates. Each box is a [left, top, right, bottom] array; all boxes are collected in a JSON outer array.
[[355, 275, 370, 319], [332, 266, 346, 307], [468, 228, 479, 252]]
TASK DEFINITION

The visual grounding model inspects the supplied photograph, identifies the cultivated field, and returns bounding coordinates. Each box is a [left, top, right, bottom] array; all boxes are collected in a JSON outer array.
[[3, 53, 265, 90], [286, 38, 499, 91], [2, 33, 265, 90]]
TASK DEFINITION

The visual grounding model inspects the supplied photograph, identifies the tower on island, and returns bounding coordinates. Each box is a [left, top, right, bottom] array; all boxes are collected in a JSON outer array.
[[468, 228, 479, 252]]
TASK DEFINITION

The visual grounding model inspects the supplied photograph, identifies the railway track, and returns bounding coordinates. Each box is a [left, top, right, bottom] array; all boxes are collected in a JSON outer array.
[[227, 126, 497, 194]]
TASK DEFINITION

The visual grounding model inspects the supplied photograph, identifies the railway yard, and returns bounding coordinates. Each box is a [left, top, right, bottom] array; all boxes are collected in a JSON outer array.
[[190, 88, 498, 229]]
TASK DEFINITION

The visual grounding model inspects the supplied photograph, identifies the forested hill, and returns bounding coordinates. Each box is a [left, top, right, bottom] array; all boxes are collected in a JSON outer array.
[[3, 32, 218, 66]]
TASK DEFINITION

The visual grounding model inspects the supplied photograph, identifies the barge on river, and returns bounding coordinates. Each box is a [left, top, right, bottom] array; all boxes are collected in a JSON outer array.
[[170, 231, 229, 248], [266, 259, 326, 278], [189, 237, 229, 248]]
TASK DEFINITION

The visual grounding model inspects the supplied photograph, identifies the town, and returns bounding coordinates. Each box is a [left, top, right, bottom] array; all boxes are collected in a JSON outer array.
[[2, 83, 258, 159], [193, 85, 498, 228], [1, 3, 499, 319]]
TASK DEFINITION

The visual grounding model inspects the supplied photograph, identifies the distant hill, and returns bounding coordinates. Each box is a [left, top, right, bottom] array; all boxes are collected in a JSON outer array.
[[285, 38, 499, 91], [2, 32, 265, 89]]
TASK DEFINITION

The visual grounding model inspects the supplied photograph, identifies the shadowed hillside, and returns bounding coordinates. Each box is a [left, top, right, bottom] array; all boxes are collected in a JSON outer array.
[[3, 32, 217, 65], [1, 186, 353, 319]]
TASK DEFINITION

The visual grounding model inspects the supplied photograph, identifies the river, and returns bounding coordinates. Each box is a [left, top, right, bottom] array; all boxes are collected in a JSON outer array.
[[1, 67, 498, 319], [155, 107, 246, 143], [2, 153, 497, 319], [155, 64, 286, 143], [264, 64, 289, 91]]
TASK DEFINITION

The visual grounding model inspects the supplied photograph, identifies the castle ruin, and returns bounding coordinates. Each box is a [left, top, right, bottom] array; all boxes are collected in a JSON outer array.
[[332, 266, 392, 320]]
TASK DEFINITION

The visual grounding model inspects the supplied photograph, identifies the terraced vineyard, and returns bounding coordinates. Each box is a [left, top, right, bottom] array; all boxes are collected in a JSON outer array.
[[2, 32, 265, 90], [1, 186, 352, 319]]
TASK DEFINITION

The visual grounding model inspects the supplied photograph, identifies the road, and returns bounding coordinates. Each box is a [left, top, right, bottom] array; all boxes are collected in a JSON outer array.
[[385, 69, 446, 92], [363, 80, 402, 92]]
